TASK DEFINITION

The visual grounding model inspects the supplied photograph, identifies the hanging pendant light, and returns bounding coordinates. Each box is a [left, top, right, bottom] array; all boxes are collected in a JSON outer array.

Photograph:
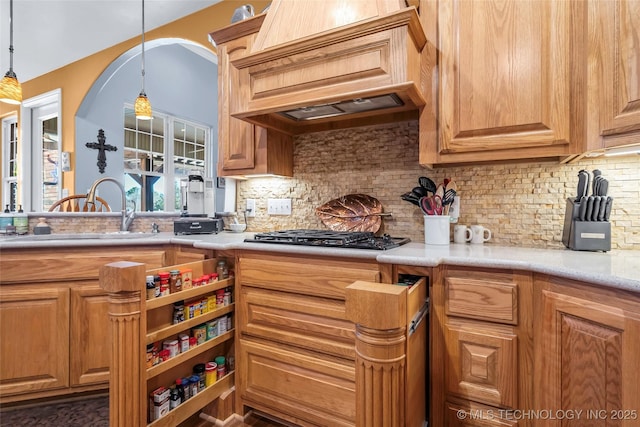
[[0, 0, 22, 105], [134, 0, 151, 120]]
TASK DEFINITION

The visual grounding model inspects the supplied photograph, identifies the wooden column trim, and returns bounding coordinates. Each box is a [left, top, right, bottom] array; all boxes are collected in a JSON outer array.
[[99, 261, 147, 427], [346, 281, 408, 427]]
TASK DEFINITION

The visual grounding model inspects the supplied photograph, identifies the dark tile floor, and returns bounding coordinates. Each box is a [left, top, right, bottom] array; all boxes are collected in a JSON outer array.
[[0, 395, 109, 427], [0, 396, 290, 427]]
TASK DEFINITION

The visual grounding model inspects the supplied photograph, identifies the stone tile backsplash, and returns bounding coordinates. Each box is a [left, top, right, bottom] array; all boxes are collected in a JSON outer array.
[[237, 121, 640, 250]]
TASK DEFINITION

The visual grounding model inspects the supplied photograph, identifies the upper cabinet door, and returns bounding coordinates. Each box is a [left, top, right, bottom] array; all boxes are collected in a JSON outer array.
[[436, 0, 581, 162], [217, 34, 257, 172], [587, 0, 640, 150]]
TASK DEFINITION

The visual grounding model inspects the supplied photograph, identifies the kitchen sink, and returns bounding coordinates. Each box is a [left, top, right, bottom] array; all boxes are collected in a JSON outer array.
[[9, 232, 155, 241]]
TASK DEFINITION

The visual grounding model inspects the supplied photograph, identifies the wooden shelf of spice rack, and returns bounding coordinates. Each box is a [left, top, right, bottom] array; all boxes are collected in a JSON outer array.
[[99, 257, 236, 427]]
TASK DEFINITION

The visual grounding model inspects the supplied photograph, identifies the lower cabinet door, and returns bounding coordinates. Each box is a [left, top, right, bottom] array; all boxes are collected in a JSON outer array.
[[0, 285, 70, 396], [536, 286, 640, 427], [444, 320, 518, 408], [239, 338, 355, 427], [70, 283, 110, 386]]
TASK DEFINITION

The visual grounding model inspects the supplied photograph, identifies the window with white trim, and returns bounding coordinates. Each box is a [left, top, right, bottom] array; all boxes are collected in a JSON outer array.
[[1, 116, 18, 211], [123, 107, 209, 212]]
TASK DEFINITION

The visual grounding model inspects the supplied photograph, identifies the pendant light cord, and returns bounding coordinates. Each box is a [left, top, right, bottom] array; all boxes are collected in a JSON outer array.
[[141, 0, 146, 94], [8, 0, 15, 75]]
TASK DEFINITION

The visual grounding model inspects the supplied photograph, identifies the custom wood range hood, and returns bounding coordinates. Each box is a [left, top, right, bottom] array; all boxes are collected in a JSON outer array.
[[230, 0, 428, 135]]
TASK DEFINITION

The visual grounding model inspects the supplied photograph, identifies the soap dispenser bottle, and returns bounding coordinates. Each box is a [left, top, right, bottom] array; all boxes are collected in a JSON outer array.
[[0, 205, 12, 234], [13, 205, 29, 235]]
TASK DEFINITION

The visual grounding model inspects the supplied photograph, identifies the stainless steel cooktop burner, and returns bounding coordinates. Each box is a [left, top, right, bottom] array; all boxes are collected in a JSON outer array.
[[245, 229, 410, 250]]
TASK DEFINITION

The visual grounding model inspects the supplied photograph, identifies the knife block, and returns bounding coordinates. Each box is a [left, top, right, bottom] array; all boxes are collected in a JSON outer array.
[[562, 198, 611, 252]]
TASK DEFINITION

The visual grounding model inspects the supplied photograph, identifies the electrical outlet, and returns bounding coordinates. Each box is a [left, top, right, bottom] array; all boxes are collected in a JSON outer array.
[[246, 199, 256, 217], [267, 198, 292, 215]]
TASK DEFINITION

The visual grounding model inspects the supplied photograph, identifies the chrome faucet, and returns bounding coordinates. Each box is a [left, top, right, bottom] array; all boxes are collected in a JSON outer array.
[[86, 177, 135, 232]]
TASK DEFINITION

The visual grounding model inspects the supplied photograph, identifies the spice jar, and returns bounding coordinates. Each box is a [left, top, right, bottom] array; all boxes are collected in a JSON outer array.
[[153, 275, 161, 298], [172, 301, 185, 325], [189, 375, 200, 397], [216, 289, 225, 307], [216, 260, 229, 280], [215, 356, 226, 379], [181, 268, 192, 289], [223, 287, 232, 306], [169, 270, 182, 293], [193, 364, 206, 391], [158, 272, 170, 296], [146, 275, 156, 300], [205, 362, 217, 387], [169, 386, 180, 409]]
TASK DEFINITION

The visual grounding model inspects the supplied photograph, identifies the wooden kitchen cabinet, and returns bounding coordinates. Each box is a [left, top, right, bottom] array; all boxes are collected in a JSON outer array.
[[210, 15, 293, 177], [431, 266, 534, 427], [0, 285, 70, 396], [99, 257, 235, 427], [70, 283, 111, 387], [345, 275, 429, 427], [235, 251, 382, 426], [534, 274, 640, 427], [420, 0, 585, 166], [585, 0, 640, 152], [0, 246, 182, 404]]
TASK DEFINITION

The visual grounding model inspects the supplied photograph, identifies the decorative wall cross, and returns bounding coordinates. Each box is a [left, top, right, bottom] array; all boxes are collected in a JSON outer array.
[[85, 129, 117, 174]]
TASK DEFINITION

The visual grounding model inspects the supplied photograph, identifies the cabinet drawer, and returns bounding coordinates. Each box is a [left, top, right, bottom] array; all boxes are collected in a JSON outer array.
[[0, 248, 166, 283], [445, 270, 520, 325], [238, 254, 380, 300], [240, 286, 355, 359], [239, 338, 355, 427], [444, 320, 518, 408]]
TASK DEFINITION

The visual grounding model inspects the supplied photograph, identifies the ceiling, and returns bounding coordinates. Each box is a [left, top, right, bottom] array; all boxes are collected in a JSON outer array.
[[0, 0, 223, 83]]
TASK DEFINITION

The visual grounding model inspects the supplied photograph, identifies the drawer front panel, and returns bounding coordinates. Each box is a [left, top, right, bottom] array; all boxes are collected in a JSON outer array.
[[239, 339, 355, 427], [445, 271, 519, 325], [240, 286, 355, 359], [238, 255, 380, 300], [445, 322, 518, 408], [0, 248, 166, 283]]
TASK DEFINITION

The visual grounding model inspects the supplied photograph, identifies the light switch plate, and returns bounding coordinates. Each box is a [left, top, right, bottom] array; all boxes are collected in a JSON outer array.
[[267, 198, 291, 215]]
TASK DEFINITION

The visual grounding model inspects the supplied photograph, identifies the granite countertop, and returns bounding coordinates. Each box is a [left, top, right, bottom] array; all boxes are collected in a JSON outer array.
[[1, 231, 638, 293]]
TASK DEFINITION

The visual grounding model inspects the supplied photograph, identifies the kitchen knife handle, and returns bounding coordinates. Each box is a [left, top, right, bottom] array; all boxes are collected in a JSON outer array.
[[597, 196, 607, 221], [576, 171, 588, 201], [585, 196, 594, 221], [599, 178, 609, 196], [591, 196, 601, 221], [578, 196, 587, 221], [604, 196, 613, 221]]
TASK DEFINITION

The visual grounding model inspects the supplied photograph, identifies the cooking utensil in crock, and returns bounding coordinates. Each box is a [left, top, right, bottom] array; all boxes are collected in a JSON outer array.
[[401, 192, 421, 206], [420, 195, 443, 216], [412, 186, 428, 198], [442, 180, 457, 215], [418, 176, 437, 196]]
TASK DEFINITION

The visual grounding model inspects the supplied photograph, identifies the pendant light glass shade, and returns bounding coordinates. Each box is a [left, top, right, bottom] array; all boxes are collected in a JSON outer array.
[[135, 0, 151, 120], [0, 0, 22, 105], [0, 73, 22, 105], [134, 92, 152, 120]]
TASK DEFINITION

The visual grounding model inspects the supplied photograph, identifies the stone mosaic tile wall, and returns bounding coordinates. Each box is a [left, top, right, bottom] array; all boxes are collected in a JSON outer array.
[[24, 215, 177, 235], [237, 121, 640, 250]]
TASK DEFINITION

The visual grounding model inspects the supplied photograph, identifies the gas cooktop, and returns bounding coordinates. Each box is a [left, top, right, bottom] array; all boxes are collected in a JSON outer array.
[[245, 230, 410, 250]]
